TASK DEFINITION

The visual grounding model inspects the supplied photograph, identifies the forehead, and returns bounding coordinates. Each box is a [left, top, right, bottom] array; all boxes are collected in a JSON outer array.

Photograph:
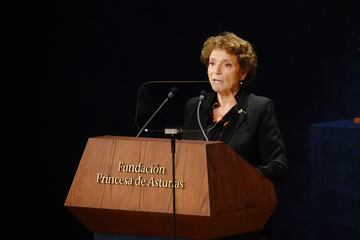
[[209, 49, 237, 62]]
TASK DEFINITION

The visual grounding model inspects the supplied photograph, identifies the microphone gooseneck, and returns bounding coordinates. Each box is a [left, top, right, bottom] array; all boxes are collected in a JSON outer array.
[[136, 87, 178, 137], [197, 90, 209, 141]]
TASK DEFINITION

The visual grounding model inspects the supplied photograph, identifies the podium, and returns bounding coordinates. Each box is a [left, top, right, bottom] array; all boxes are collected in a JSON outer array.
[[65, 136, 276, 239]]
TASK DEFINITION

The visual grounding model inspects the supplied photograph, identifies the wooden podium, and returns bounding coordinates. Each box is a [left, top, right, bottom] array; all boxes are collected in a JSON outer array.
[[65, 136, 276, 239]]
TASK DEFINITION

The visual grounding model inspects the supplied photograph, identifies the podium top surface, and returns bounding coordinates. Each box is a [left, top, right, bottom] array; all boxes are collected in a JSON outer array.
[[93, 135, 224, 145]]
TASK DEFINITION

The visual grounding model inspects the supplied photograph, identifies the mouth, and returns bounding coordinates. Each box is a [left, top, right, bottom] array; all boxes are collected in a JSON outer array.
[[212, 78, 223, 82]]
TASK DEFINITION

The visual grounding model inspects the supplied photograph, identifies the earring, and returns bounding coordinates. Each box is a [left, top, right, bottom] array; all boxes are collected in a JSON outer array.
[[240, 81, 243, 85]]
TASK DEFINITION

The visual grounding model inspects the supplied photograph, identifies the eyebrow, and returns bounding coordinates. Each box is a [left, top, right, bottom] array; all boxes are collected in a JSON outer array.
[[209, 57, 232, 61]]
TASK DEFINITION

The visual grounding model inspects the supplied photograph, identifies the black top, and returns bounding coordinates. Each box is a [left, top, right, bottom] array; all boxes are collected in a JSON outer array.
[[183, 89, 288, 182]]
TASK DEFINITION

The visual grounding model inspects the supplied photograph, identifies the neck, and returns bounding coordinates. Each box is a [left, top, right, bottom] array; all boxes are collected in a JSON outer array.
[[217, 94, 237, 108], [216, 87, 241, 108]]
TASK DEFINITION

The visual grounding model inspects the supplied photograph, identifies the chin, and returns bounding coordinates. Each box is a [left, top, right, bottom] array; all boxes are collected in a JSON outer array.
[[211, 85, 222, 92]]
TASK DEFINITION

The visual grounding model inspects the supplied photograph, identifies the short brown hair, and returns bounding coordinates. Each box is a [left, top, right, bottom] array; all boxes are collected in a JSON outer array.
[[201, 32, 257, 86]]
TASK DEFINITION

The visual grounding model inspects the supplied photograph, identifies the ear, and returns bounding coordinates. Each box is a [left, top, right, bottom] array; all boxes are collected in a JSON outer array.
[[240, 72, 247, 81]]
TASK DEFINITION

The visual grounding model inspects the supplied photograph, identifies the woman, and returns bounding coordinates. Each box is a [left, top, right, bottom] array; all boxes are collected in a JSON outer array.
[[183, 32, 288, 239]]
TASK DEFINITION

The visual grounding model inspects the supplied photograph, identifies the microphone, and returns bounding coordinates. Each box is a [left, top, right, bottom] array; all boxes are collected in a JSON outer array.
[[136, 87, 178, 137], [167, 87, 178, 99], [197, 90, 209, 141]]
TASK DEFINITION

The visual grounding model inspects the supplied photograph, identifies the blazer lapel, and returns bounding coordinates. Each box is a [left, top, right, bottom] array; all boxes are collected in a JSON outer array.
[[221, 91, 250, 144]]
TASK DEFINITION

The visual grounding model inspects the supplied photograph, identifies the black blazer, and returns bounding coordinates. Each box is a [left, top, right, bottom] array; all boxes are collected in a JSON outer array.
[[183, 90, 288, 182]]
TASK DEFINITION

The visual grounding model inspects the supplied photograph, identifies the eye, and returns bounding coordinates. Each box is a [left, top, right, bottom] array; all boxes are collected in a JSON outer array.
[[208, 61, 215, 66], [225, 63, 232, 68]]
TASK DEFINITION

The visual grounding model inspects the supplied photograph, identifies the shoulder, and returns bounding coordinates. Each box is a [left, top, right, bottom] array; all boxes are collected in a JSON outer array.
[[186, 96, 199, 105], [184, 96, 199, 111], [248, 93, 275, 115], [185, 92, 214, 108], [249, 93, 272, 104]]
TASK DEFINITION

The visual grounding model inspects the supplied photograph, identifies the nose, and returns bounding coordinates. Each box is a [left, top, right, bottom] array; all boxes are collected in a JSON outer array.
[[214, 63, 221, 74]]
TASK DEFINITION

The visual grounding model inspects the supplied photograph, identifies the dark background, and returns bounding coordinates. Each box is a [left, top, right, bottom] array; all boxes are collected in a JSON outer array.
[[7, 0, 359, 239]]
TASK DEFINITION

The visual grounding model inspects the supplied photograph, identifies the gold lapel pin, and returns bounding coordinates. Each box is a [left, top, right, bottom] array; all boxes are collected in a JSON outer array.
[[238, 109, 247, 114]]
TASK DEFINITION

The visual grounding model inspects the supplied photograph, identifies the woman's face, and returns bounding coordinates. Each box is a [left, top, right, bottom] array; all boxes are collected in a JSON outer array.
[[207, 48, 246, 95]]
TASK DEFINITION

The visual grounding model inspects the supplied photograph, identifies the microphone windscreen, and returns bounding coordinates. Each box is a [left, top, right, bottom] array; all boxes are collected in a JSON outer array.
[[199, 90, 207, 100], [168, 87, 178, 98]]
